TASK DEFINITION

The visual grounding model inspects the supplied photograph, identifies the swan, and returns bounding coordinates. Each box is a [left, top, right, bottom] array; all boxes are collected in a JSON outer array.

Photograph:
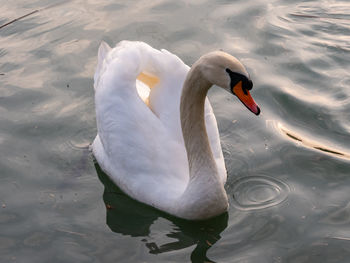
[[92, 41, 260, 220]]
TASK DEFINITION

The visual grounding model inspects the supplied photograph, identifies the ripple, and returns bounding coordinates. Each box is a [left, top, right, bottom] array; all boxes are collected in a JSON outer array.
[[231, 176, 290, 211], [65, 139, 90, 150], [65, 129, 92, 151]]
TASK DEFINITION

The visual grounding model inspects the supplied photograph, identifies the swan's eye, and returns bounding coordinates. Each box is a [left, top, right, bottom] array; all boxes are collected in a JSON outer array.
[[225, 68, 252, 95], [242, 79, 253, 94]]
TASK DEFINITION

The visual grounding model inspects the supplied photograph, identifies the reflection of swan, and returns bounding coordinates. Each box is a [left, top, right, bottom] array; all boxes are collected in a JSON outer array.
[[92, 41, 260, 220], [95, 163, 228, 262]]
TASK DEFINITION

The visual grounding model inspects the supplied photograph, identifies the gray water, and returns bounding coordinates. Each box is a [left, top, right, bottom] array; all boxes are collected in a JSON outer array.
[[1, 0, 350, 262]]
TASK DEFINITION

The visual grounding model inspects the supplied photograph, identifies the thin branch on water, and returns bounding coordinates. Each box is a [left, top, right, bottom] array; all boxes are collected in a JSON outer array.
[[0, 1, 70, 30], [290, 13, 349, 21], [56, 228, 87, 237], [0, 10, 39, 30]]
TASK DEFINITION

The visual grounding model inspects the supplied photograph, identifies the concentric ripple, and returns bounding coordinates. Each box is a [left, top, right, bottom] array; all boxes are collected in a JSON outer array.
[[231, 176, 290, 211]]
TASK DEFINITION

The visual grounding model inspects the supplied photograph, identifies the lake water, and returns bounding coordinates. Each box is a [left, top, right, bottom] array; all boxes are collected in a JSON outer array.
[[1, 0, 350, 262]]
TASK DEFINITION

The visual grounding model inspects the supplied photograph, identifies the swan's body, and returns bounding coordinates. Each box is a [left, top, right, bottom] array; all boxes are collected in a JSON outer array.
[[92, 41, 259, 220]]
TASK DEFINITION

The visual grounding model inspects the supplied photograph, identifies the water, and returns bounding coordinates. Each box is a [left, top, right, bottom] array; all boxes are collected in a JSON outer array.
[[0, 0, 349, 262]]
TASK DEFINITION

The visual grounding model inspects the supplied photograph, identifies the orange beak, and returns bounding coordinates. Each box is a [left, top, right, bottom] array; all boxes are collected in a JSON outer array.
[[232, 81, 260, 115]]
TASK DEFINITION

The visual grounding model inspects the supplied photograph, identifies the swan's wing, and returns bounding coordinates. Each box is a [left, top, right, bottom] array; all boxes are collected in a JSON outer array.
[[92, 42, 189, 207]]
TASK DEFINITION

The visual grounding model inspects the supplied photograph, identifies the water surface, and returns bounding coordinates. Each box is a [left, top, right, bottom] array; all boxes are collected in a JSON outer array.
[[1, 0, 350, 262]]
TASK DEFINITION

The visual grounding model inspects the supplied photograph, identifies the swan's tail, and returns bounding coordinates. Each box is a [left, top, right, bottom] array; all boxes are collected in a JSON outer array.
[[94, 41, 111, 90]]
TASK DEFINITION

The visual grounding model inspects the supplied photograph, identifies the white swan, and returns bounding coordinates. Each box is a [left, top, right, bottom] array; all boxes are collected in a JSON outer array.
[[92, 41, 260, 220]]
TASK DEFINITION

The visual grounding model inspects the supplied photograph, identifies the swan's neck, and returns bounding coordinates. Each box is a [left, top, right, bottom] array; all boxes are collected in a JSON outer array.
[[180, 66, 217, 178], [177, 64, 228, 220]]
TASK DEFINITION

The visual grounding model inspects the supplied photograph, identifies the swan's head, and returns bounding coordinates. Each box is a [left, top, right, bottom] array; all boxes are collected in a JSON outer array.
[[199, 51, 260, 115]]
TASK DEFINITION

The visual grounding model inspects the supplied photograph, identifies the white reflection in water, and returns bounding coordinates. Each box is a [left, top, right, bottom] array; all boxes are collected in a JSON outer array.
[[276, 122, 350, 160]]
